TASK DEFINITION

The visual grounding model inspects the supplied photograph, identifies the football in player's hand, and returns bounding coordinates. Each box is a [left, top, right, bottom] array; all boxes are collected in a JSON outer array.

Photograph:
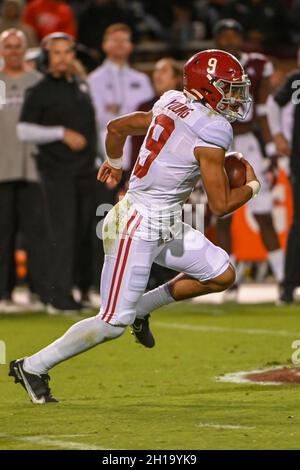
[[224, 152, 246, 188]]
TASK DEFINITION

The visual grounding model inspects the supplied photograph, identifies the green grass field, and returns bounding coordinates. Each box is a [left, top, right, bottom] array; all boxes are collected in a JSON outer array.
[[1, 302, 300, 450]]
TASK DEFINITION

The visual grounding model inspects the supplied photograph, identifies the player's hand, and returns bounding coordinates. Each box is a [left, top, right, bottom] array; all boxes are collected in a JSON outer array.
[[97, 161, 122, 188], [63, 128, 87, 151], [274, 133, 291, 157], [241, 158, 259, 184], [264, 155, 279, 188]]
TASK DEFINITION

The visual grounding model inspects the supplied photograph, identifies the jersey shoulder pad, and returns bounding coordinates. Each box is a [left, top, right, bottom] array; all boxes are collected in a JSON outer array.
[[152, 90, 183, 115], [196, 115, 233, 150]]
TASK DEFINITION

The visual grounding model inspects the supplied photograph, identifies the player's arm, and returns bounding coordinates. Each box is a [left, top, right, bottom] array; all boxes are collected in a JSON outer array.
[[267, 95, 290, 156], [266, 72, 297, 157], [258, 68, 293, 161], [257, 76, 274, 150], [97, 111, 153, 185], [195, 147, 259, 217]]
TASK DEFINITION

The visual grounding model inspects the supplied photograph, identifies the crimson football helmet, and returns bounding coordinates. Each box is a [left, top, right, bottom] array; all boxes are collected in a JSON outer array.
[[183, 49, 252, 122]]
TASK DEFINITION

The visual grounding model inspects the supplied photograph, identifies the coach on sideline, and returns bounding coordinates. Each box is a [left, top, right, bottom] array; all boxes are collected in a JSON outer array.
[[267, 63, 300, 304], [0, 28, 44, 313], [18, 32, 98, 313]]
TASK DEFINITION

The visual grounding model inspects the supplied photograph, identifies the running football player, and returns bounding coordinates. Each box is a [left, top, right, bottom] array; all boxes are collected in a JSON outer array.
[[9, 50, 260, 403]]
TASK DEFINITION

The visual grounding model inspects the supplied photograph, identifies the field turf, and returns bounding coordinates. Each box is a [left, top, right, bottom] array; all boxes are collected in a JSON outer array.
[[0, 302, 300, 450]]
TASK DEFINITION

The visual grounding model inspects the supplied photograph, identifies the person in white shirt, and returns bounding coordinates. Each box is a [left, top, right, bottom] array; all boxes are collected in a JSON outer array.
[[88, 23, 154, 173]]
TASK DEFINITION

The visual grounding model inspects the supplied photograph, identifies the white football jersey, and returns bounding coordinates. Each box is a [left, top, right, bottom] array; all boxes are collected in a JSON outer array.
[[127, 90, 233, 217]]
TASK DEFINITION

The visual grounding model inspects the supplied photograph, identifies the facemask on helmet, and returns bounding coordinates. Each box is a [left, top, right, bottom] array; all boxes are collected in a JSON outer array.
[[214, 76, 252, 122]]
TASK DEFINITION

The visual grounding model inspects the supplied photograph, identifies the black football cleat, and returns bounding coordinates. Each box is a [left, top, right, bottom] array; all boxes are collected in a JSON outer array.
[[277, 284, 294, 305], [9, 359, 58, 404], [131, 314, 155, 348]]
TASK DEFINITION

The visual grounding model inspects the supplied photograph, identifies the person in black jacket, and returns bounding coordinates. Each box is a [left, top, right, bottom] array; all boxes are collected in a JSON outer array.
[[18, 32, 97, 312], [267, 65, 300, 303]]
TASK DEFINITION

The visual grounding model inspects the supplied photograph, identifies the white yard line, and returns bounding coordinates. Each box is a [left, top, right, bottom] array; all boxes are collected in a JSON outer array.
[[153, 321, 300, 338], [0, 433, 107, 450], [197, 423, 256, 430]]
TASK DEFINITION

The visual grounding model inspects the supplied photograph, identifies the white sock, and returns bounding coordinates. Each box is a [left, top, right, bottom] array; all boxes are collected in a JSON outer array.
[[135, 283, 174, 319], [268, 248, 285, 283], [24, 316, 125, 375]]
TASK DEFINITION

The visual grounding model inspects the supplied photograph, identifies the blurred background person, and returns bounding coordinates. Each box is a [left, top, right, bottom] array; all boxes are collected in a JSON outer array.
[[196, 0, 234, 39], [88, 23, 154, 291], [78, 0, 136, 71], [169, 1, 197, 45], [22, 0, 77, 41], [227, 0, 291, 53], [213, 19, 285, 298], [130, 57, 182, 173], [88, 23, 154, 174], [17, 32, 97, 313], [0, 0, 38, 47], [267, 48, 300, 303], [0, 28, 44, 312]]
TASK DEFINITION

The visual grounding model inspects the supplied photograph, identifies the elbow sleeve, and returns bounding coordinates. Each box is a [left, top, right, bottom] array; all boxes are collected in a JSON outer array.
[[17, 122, 64, 144]]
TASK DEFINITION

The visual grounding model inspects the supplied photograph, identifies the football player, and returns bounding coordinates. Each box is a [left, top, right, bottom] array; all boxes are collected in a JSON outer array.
[[214, 19, 284, 295], [9, 50, 260, 403]]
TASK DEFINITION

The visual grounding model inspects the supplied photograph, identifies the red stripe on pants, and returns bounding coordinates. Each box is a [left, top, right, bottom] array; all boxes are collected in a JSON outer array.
[[101, 211, 137, 321], [105, 214, 143, 323]]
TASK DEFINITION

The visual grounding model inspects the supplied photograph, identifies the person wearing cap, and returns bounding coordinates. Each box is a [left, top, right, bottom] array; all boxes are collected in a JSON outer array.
[[0, 28, 43, 312], [213, 18, 284, 299], [17, 33, 98, 313]]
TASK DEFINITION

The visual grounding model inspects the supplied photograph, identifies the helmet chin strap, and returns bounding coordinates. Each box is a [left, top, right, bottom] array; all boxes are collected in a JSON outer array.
[[184, 88, 203, 101], [183, 88, 215, 111]]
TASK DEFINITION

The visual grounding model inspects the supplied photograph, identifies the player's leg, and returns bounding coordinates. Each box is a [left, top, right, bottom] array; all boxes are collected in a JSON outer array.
[[215, 133, 252, 297], [142, 223, 234, 306], [253, 212, 284, 284], [18, 182, 48, 304], [216, 214, 233, 255], [135, 260, 234, 320], [163, 266, 235, 299], [9, 202, 157, 402], [215, 214, 238, 298], [9, 315, 126, 403], [132, 223, 235, 347], [0, 182, 16, 308], [281, 175, 300, 303], [21, 202, 144, 372], [242, 133, 284, 285], [9, 254, 127, 403]]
